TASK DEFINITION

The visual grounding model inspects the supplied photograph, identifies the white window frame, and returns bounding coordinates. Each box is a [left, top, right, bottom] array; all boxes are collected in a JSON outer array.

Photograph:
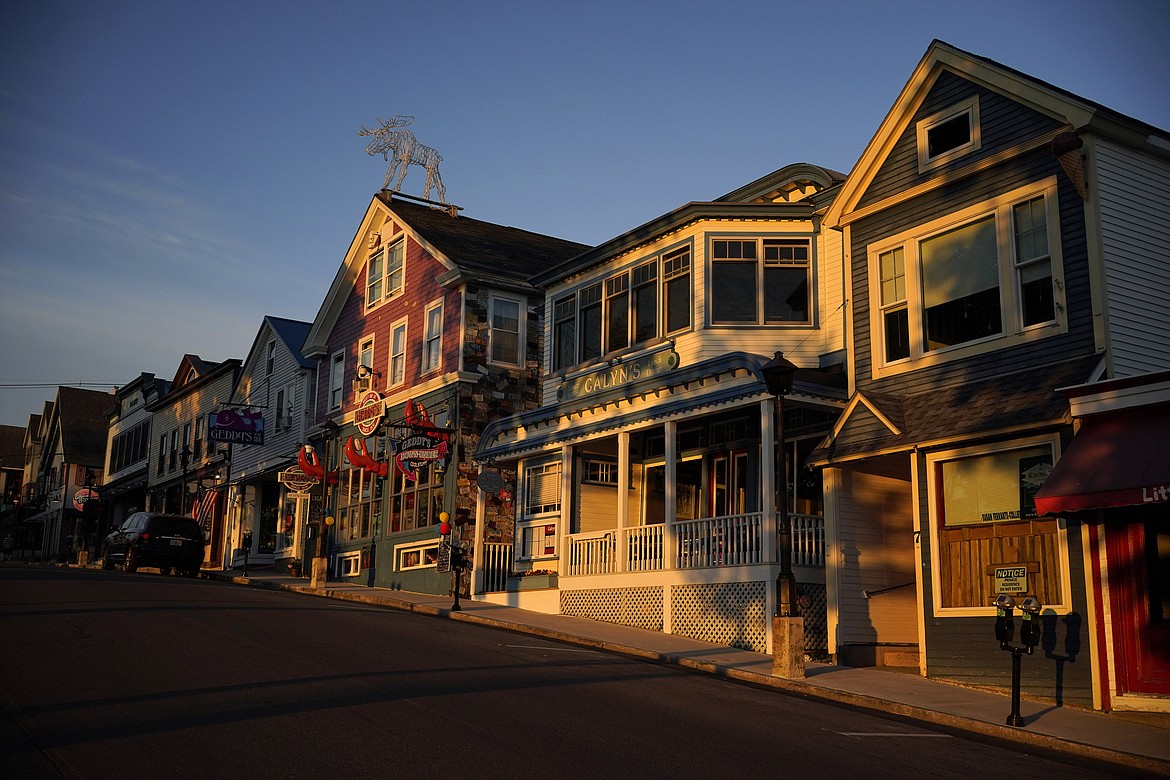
[[389, 318, 408, 388], [916, 96, 981, 172], [421, 300, 443, 374], [488, 293, 525, 367], [866, 178, 1064, 379], [338, 551, 361, 577], [516, 521, 559, 561], [926, 434, 1072, 617], [396, 539, 440, 571], [356, 336, 375, 395], [365, 237, 406, 311], [708, 236, 813, 327], [329, 350, 345, 410], [265, 340, 276, 376]]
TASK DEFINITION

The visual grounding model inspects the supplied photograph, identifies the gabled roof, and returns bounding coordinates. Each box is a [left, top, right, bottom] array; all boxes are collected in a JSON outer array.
[[304, 193, 589, 358], [0, 424, 25, 470], [825, 39, 1170, 228], [809, 353, 1101, 466], [267, 317, 315, 369]]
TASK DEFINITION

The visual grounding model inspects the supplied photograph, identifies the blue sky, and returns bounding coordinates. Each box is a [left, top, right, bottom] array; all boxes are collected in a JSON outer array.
[[1, 0, 1168, 428]]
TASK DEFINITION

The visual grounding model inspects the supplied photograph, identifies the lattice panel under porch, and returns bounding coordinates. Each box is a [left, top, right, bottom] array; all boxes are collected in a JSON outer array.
[[671, 581, 768, 653], [798, 582, 828, 652], [560, 587, 664, 631]]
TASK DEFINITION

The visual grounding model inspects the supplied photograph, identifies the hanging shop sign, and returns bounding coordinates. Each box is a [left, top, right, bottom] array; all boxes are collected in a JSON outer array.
[[476, 470, 505, 495], [278, 466, 319, 493], [209, 408, 265, 445], [73, 487, 99, 512], [557, 349, 679, 403], [353, 390, 385, 436], [391, 432, 451, 482]]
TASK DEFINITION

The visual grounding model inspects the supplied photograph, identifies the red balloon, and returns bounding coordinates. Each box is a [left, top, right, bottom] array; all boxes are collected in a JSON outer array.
[[439, 521, 451, 535]]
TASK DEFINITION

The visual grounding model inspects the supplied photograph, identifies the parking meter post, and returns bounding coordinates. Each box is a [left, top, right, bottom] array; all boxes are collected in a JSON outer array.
[[451, 542, 463, 612]]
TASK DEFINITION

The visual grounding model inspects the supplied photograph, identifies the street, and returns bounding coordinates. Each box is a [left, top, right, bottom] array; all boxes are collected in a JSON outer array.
[[0, 566, 1141, 779]]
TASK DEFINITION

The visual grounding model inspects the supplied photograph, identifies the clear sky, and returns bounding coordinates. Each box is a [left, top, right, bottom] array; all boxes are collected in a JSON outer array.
[[1, 0, 1168, 428]]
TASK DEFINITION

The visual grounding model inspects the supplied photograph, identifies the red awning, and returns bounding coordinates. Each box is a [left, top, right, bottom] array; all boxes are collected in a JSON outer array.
[[1034, 403, 1170, 515]]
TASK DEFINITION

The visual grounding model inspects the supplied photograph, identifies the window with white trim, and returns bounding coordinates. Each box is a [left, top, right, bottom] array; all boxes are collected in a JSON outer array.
[[397, 540, 440, 571], [710, 237, 812, 325], [366, 238, 405, 309], [338, 552, 361, 577], [356, 336, 375, 393], [917, 96, 981, 172], [422, 301, 443, 373], [337, 448, 380, 542], [489, 294, 523, 366], [524, 461, 561, 515], [329, 351, 345, 410], [518, 523, 558, 560], [265, 340, 276, 376], [868, 179, 1063, 376], [928, 436, 1069, 614], [389, 319, 407, 387]]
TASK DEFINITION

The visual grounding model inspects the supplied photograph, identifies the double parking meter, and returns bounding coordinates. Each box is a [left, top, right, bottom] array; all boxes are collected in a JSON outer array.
[[993, 593, 1044, 727]]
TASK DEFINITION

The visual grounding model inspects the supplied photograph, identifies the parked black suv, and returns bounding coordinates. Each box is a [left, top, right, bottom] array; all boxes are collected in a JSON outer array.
[[102, 512, 206, 576]]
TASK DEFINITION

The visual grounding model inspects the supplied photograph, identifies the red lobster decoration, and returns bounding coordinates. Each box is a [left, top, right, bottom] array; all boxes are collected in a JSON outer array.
[[297, 444, 338, 483], [345, 435, 389, 477]]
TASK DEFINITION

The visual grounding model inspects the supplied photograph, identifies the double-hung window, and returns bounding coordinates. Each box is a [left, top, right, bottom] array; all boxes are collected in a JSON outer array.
[[710, 237, 812, 325], [329, 351, 345, 410], [662, 247, 691, 334], [265, 340, 276, 376], [868, 179, 1062, 375], [517, 461, 561, 560], [605, 274, 630, 353], [389, 319, 407, 387], [632, 261, 658, 344], [489, 295, 523, 366], [422, 301, 443, 373], [553, 295, 576, 371], [365, 238, 405, 309]]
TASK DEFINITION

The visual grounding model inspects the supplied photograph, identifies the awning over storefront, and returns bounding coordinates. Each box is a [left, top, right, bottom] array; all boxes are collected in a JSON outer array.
[[1035, 404, 1170, 515]]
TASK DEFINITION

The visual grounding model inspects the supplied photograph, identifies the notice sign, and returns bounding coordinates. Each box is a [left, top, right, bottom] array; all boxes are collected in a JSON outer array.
[[993, 566, 1028, 595]]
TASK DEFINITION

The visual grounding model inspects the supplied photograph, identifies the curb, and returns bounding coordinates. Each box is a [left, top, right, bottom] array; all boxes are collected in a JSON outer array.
[[209, 572, 1169, 776]]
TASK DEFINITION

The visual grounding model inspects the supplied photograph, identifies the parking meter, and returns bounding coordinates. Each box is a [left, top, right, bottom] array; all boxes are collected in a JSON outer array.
[[1019, 597, 1043, 651], [242, 530, 253, 549], [994, 594, 1016, 645]]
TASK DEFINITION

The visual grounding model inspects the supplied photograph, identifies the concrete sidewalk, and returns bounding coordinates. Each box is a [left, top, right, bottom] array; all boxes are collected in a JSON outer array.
[[207, 568, 1169, 775]]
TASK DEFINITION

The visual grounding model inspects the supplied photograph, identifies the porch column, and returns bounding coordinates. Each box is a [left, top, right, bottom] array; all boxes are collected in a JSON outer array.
[[760, 398, 778, 564], [616, 431, 630, 573], [559, 444, 572, 577], [471, 463, 487, 594], [664, 419, 677, 569]]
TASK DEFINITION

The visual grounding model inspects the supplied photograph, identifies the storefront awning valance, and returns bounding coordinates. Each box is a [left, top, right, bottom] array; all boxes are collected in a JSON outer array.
[[1034, 403, 1170, 515]]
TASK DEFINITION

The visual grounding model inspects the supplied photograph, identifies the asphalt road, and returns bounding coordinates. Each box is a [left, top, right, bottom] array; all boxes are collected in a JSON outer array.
[[0, 566, 1141, 779]]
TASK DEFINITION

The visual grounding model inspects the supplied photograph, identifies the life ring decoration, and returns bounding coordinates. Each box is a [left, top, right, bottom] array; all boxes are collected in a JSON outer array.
[[344, 435, 389, 477], [297, 445, 338, 484]]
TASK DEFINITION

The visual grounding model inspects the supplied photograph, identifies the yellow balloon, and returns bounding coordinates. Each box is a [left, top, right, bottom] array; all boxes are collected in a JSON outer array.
[[325, 515, 335, 526], [439, 511, 450, 522]]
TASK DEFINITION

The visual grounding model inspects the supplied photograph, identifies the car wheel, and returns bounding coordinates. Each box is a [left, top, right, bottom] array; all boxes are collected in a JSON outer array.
[[158, 565, 171, 576], [125, 547, 139, 573], [101, 550, 114, 570]]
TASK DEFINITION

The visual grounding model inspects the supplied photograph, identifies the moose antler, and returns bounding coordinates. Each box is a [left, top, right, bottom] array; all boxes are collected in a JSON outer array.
[[357, 115, 415, 136]]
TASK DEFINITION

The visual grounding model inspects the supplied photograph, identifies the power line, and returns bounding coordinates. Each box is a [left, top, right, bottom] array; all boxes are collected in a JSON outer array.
[[0, 383, 122, 389]]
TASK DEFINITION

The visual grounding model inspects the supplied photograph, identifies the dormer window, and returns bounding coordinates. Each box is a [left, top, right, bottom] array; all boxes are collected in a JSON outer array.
[[917, 96, 981, 172]]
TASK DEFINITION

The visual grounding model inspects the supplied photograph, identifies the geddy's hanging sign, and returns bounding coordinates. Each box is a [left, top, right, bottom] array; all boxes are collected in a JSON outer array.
[[209, 408, 265, 445], [391, 433, 450, 481]]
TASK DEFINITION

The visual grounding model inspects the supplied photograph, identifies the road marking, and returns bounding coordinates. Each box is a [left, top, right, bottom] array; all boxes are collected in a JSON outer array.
[[838, 732, 952, 738], [503, 644, 599, 653]]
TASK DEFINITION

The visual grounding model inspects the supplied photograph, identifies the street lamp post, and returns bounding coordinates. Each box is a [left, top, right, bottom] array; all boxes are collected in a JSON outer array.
[[179, 447, 192, 516], [762, 351, 805, 678], [310, 418, 340, 589]]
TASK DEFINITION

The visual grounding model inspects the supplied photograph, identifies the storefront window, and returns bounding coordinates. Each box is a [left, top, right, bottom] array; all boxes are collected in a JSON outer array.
[[338, 454, 382, 541], [388, 460, 443, 533], [930, 440, 1066, 612]]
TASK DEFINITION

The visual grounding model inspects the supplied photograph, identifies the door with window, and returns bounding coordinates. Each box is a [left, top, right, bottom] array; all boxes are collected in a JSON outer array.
[[1107, 509, 1170, 696], [710, 450, 751, 517]]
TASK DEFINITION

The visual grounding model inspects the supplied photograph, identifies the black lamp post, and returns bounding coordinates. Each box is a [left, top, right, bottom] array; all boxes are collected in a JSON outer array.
[[761, 351, 799, 619], [179, 446, 192, 516], [318, 418, 340, 571]]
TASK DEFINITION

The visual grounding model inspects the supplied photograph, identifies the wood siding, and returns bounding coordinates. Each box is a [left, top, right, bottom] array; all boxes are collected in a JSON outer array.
[[231, 325, 312, 475], [834, 458, 918, 645], [1095, 138, 1170, 376]]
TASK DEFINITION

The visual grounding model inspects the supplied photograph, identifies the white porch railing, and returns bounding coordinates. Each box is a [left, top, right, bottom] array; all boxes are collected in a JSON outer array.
[[563, 513, 824, 575], [480, 541, 513, 592], [565, 531, 615, 576], [789, 513, 825, 567]]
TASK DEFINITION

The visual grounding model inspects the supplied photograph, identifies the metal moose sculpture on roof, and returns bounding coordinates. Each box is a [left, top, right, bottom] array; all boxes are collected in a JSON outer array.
[[358, 115, 447, 204]]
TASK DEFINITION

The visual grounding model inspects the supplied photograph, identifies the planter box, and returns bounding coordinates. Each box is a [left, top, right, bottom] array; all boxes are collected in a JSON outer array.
[[506, 574, 558, 591]]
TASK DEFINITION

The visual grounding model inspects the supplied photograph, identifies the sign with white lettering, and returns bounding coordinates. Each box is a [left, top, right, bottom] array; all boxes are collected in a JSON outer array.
[[557, 350, 679, 403], [209, 409, 265, 445], [994, 566, 1028, 595], [353, 390, 385, 436], [278, 466, 319, 492]]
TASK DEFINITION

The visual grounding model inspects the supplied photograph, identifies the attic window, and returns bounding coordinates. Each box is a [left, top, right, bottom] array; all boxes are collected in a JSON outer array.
[[917, 96, 981, 172]]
